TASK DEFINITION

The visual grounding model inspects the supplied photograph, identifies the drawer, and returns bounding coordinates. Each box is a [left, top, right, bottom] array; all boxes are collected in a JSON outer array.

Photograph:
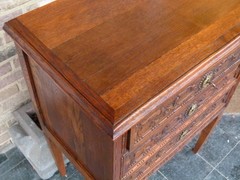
[[133, 65, 238, 149], [129, 49, 240, 150], [122, 83, 235, 179]]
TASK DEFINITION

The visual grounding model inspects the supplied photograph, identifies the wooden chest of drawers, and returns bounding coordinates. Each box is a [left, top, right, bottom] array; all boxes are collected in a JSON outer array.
[[4, 0, 240, 179]]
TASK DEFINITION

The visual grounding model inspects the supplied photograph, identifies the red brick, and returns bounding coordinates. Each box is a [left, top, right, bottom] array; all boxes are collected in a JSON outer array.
[[6, 44, 16, 59], [0, 62, 12, 76], [0, 44, 17, 62], [0, 70, 23, 89], [0, 132, 11, 146], [0, 37, 4, 46], [6, 118, 17, 128], [0, 84, 19, 102], [0, 50, 6, 62], [0, 9, 22, 28], [3, 32, 12, 44], [25, 3, 39, 12], [0, 89, 30, 113], [13, 56, 20, 68], [0, 0, 31, 11], [0, 123, 7, 135], [18, 78, 28, 90]]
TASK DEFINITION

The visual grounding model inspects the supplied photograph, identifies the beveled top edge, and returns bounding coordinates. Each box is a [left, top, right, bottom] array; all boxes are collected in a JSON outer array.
[[112, 33, 240, 139], [104, 5, 240, 122], [3, 1, 240, 139], [3, 19, 117, 132]]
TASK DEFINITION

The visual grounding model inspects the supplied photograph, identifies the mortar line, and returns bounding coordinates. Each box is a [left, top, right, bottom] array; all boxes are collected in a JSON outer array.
[[202, 141, 240, 180], [203, 169, 214, 180], [157, 170, 169, 180], [215, 141, 240, 168], [197, 154, 216, 180], [0, 158, 26, 177], [197, 154, 228, 180], [214, 169, 229, 180], [66, 171, 76, 179]]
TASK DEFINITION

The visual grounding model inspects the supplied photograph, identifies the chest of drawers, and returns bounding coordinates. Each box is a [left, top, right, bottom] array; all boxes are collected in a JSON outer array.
[[4, 0, 240, 179]]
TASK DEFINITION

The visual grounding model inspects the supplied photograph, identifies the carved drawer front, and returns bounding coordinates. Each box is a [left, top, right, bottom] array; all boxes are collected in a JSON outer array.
[[130, 66, 238, 151], [122, 83, 235, 180], [129, 49, 240, 150]]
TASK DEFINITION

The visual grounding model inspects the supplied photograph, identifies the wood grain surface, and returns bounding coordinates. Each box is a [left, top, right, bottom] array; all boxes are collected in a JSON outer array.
[[4, 0, 240, 125], [3, 0, 240, 179]]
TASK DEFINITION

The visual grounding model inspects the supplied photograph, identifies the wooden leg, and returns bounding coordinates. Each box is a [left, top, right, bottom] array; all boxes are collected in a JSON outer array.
[[47, 137, 67, 176], [193, 69, 240, 153], [192, 115, 222, 154]]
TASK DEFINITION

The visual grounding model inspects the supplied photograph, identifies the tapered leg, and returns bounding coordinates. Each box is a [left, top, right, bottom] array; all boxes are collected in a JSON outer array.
[[47, 137, 67, 176], [192, 115, 222, 154], [193, 75, 240, 154]]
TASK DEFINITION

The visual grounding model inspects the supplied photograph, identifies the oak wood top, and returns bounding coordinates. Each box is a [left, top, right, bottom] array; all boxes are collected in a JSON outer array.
[[4, 0, 240, 126]]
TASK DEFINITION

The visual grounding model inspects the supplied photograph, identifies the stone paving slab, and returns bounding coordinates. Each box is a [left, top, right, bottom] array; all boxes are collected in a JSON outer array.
[[0, 115, 239, 180], [217, 143, 240, 180]]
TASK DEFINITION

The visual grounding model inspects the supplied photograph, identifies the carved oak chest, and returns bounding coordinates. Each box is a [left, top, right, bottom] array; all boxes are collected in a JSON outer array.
[[4, 0, 240, 179]]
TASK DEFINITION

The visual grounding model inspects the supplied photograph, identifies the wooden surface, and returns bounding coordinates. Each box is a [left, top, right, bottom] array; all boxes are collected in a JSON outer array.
[[30, 58, 117, 179], [4, 0, 240, 126], [3, 0, 240, 179]]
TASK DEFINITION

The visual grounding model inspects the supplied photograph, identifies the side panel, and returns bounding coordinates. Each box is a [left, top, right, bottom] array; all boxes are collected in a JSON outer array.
[[26, 56, 115, 180]]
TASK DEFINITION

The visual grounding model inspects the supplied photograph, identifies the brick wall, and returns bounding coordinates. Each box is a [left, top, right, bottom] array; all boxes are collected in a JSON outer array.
[[0, 0, 55, 150]]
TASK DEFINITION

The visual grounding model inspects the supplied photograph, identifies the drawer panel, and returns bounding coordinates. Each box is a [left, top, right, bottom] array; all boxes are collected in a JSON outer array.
[[129, 49, 240, 150], [122, 83, 234, 179], [131, 66, 237, 151], [124, 106, 225, 180]]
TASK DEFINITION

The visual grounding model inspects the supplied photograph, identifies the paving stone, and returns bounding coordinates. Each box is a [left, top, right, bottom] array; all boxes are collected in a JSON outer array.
[[1, 115, 240, 179], [188, 122, 238, 166], [9, 123, 64, 179], [0, 153, 7, 165], [217, 143, 240, 180], [49, 163, 78, 180], [204, 170, 227, 180], [5, 147, 20, 158], [148, 171, 167, 180], [219, 115, 240, 141], [159, 146, 212, 180], [0, 159, 41, 180], [67, 172, 84, 180], [0, 147, 25, 175]]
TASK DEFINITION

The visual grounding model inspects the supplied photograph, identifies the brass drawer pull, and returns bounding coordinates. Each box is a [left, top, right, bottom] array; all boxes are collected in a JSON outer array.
[[200, 72, 214, 89], [179, 129, 189, 140], [186, 104, 198, 117]]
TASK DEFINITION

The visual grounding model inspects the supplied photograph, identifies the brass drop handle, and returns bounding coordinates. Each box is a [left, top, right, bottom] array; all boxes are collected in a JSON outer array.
[[179, 129, 189, 140], [186, 104, 198, 117], [201, 73, 213, 89]]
